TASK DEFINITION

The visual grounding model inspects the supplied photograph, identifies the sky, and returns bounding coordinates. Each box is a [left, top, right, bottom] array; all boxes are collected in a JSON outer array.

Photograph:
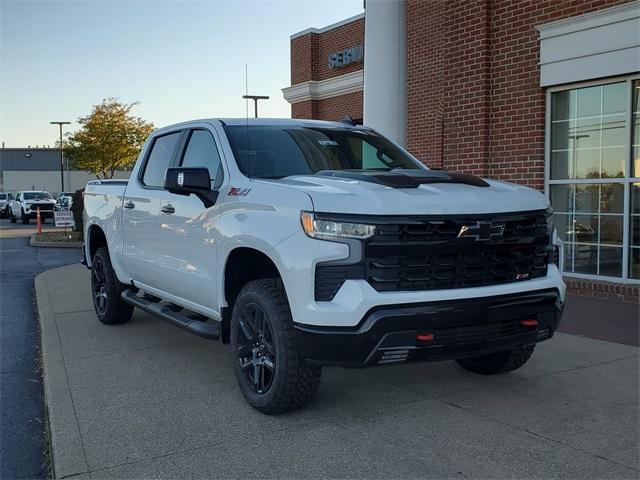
[[0, 0, 364, 147]]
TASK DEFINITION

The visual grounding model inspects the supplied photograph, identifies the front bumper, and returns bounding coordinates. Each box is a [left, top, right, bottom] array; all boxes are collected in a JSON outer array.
[[24, 209, 54, 219], [294, 288, 563, 368]]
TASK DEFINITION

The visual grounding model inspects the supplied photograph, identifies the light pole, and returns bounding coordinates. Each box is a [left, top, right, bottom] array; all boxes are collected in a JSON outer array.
[[50, 121, 70, 193], [242, 95, 269, 118]]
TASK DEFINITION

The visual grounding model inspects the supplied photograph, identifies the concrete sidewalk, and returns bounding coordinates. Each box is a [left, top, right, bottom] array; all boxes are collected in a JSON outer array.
[[37, 264, 639, 479]]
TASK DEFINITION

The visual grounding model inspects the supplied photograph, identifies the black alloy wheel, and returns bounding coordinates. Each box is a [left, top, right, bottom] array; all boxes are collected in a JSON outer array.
[[235, 303, 276, 394], [91, 255, 108, 316]]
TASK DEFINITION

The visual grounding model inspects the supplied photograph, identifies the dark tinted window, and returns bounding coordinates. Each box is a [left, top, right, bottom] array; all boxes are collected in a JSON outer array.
[[224, 126, 421, 179], [0, 194, 6, 200], [24, 192, 52, 200], [180, 130, 222, 187], [142, 132, 181, 187]]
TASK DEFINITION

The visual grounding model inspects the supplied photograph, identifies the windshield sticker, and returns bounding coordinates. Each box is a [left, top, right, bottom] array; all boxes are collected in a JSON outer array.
[[318, 140, 338, 146]]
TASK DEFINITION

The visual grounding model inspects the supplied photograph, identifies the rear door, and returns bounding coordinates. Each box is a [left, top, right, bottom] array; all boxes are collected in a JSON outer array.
[[121, 130, 183, 289], [155, 127, 226, 313]]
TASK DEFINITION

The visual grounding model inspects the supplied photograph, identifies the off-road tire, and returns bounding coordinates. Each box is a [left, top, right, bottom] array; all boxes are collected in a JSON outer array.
[[456, 345, 536, 375], [10, 211, 16, 223], [230, 278, 321, 414], [21, 209, 29, 224], [91, 247, 133, 325]]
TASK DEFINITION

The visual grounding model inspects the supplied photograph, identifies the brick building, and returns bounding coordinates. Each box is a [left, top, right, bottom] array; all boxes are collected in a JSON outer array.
[[283, 0, 640, 293]]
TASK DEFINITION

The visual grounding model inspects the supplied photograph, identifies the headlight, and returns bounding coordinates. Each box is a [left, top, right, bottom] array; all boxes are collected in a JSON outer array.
[[301, 211, 375, 240]]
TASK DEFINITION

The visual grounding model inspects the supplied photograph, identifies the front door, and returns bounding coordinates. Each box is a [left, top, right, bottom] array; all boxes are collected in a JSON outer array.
[[156, 127, 225, 314]]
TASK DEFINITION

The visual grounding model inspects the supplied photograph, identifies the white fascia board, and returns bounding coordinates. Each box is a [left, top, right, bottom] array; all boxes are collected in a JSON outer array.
[[536, 1, 640, 86], [536, 1, 639, 39], [290, 13, 365, 40], [282, 70, 364, 104]]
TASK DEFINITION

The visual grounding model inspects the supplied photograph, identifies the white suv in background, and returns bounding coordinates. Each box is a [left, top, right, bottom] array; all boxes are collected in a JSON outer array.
[[9, 191, 56, 224], [0, 192, 14, 218]]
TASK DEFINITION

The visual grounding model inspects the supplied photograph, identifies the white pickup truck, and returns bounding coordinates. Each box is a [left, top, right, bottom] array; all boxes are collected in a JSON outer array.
[[83, 118, 565, 413]]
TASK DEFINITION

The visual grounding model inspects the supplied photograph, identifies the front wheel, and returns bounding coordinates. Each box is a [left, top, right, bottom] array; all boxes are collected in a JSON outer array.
[[91, 247, 133, 325], [456, 345, 536, 375], [21, 210, 29, 224], [230, 278, 321, 414], [10, 211, 16, 223]]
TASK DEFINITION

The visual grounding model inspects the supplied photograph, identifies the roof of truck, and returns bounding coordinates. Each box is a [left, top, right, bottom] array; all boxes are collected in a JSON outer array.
[[155, 118, 371, 132]]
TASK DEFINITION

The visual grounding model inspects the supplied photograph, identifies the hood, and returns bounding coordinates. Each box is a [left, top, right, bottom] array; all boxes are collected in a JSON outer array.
[[266, 171, 548, 215]]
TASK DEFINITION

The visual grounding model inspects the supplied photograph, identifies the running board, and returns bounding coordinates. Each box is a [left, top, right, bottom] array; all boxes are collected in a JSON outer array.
[[121, 289, 220, 340]]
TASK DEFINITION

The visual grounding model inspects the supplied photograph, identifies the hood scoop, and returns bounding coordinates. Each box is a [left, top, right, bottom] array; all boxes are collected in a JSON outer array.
[[315, 169, 489, 189]]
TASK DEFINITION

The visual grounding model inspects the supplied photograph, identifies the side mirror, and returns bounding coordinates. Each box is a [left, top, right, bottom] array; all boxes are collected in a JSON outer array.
[[164, 167, 218, 208]]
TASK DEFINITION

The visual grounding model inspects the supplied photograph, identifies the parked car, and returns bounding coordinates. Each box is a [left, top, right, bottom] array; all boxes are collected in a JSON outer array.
[[83, 118, 565, 414], [55, 195, 73, 211], [9, 190, 56, 224], [0, 192, 14, 218]]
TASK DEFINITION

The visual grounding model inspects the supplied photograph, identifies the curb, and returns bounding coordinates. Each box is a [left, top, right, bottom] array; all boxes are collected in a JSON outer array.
[[30, 235, 82, 248], [35, 269, 90, 479]]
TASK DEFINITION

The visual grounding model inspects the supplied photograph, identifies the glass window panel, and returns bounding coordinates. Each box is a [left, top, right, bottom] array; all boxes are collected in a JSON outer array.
[[601, 114, 626, 147], [573, 215, 598, 244], [550, 184, 574, 213], [599, 246, 622, 277], [551, 120, 573, 151], [550, 151, 572, 179], [563, 243, 574, 272], [600, 183, 624, 214], [575, 118, 600, 149], [601, 147, 625, 178], [631, 215, 640, 248], [633, 80, 640, 114], [599, 215, 623, 245], [552, 90, 576, 121], [577, 86, 602, 118], [574, 184, 599, 213], [602, 82, 627, 115], [574, 149, 599, 179], [553, 213, 575, 243], [630, 247, 640, 279], [634, 146, 640, 178], [573, 244, 598, 274], [632, 184, 640, 215]]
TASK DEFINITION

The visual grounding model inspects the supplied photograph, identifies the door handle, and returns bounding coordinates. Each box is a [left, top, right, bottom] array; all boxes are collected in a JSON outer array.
[[161, 204, 175, 215], [124, 200, 135, 210]]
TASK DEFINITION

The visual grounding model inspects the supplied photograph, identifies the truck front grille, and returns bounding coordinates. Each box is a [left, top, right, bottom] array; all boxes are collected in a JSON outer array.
[[315, 211, 550, 301]]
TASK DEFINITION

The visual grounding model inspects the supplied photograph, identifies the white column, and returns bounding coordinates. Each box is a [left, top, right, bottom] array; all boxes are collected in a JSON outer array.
[[363, 0, 406, 146]]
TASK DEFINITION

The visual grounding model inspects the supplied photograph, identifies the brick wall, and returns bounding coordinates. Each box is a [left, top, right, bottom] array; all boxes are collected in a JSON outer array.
[[289, 16, 364, 120], [406, 0, 631, 188]]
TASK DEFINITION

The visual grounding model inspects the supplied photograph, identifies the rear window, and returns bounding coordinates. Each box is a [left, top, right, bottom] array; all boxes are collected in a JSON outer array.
[[224, 125, 422, 179]]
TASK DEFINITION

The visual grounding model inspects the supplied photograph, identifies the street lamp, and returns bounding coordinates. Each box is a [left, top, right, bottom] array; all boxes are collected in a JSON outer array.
[[50, 121, 70, 193], [242, 95, 269, 118]]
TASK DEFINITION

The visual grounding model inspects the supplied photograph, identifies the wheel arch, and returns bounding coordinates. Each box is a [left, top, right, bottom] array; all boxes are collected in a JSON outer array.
[[221, 247, 284, 343]]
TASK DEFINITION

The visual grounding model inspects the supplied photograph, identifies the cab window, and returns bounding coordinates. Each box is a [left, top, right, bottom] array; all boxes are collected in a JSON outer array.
[[141, 132, 181, 187], [180, 129, 223, 188]]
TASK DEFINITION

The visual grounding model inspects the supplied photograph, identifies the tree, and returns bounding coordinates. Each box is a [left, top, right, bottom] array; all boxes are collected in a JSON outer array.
[[64, 98, 153, 179]]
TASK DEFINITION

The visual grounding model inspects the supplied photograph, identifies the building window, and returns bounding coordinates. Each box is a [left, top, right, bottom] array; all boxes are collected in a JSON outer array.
[[548, 78, 640, 282]]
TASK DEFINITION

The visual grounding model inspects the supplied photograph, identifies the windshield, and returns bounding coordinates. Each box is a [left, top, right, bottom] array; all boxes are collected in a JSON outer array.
[[224, 126, 423, 179], [0, 194, 5, 200], [24, 192, 52, 200]]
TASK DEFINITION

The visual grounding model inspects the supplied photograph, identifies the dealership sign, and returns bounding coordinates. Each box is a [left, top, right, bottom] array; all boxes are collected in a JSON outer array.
[[54, 210, 75, 228], [328, 45, 364, 69]]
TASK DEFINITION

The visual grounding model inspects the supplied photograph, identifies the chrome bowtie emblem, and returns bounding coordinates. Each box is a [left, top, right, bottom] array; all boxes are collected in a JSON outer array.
[[177, 172, 184, 187], [457, 221, 505, 241]]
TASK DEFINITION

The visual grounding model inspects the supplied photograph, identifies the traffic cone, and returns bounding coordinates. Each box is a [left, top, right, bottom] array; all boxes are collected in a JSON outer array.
[[37, 206, 42, 234]]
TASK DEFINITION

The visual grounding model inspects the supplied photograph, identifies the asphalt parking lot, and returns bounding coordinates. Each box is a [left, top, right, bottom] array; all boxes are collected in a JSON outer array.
[[37, 263, 639, 479], [0, 220, 80, 479]]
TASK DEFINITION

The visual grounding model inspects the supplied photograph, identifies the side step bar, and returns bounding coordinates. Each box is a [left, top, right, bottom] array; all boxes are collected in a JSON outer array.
[[121, 289, 220, 340]]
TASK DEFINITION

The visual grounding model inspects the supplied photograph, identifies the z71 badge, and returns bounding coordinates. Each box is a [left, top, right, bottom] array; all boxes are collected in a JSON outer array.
[[228, 187, 251, 196]]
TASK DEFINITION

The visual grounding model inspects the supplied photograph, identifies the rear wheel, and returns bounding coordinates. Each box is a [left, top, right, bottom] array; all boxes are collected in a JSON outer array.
[[456, 345, 536, 375], [230, 278, 321, 414], [91, 247, 133, 325]]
